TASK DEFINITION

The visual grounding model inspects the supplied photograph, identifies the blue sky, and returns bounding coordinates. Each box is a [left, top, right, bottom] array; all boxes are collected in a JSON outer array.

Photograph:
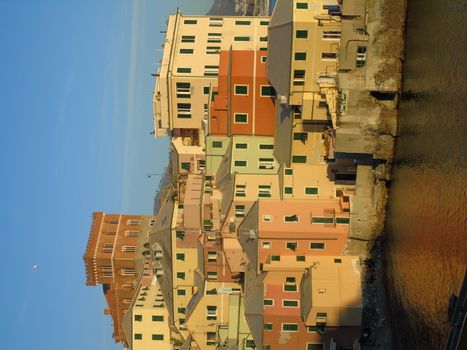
[[0, 1, 212, 349]]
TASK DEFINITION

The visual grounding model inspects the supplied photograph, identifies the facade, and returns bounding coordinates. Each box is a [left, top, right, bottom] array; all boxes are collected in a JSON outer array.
[[209, 50, 276, 137], [83, 212, 153, 343], [153, 13, 270, 137]]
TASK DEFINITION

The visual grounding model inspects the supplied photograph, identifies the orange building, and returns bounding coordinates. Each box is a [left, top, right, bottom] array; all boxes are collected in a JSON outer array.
[[83, 212, 152, 343], [209, 50, 276, 137]]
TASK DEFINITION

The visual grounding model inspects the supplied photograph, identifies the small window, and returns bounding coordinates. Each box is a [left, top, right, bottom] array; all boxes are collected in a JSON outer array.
[[235, 204, 246, 217], [264, 323, 273, 330], [203, 86, 210, 94], [284, 215, 299, 222], [177, 67, 192, 73], [336, 217, 350, 224], [296, 30, 308, 38], [286, 242, 297, 250], [176, 230, 185, 239], [184, 19, 197, 24], [207, 271, 218, 280], [235, 20, 251, 25], [271, 255, 280, 261], [235, 143, 248, 149], [234, 36, 251, 41], [260, 20, 269, 25], [294, 70, 306, 79], [177, 271, 185, 279], [310, 242, 325, 250], [206, 46, 220, 54], [234, 113, 248, 123], [334, 258, 342, 263], [292, 155, 307, 163], [322, 52, 337, 60], [178, 307, 186, 314], [152, 334, 164, 341], [207, 251, 217, 262], [259, 144, 274, 150], [234, 160, 247, 167], [284, 187, 293, 195], [181, 35, 195, 43], [305, 187, 319, 195], [262, 215, 273, 222], [212, 140, 223, 148], [125, 231, 138, 237], [122, 246, 136, 253], [260, 36, 268, 42], [312, 217, 334, 224], [262, 241, 271, 249], [204, 65, 219, 76], [261, 56, 268, 63], [234, 85, 249, 95], [176, 253, 185, 261], [152, 315, 164, 322], [177, 289, 186, 296], [282, 323, 299, 332], [134, 333, 142, 340], [295, 52, 307, 60], [297, 255, 305, 261], [283, 300, 299, 307], [260, 85, 276, 97], [179, 48, 194, 54], [296, 2, 308, 9], [264, 299, 274, 306], [285, 168, 293, 175], [134, 315, 142, 321]]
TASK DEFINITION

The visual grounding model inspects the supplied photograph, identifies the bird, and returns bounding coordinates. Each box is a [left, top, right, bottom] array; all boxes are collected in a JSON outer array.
[[32, 265, 39, 269]]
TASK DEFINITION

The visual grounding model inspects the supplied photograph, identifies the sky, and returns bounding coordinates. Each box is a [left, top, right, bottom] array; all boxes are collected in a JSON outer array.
[[0, 1, 213, 349]]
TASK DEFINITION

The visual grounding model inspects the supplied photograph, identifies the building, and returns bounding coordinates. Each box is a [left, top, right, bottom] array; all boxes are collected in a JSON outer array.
[[209, 50, 276, 137], [153, 13, 270, 137], [83, 212, 154, 343]]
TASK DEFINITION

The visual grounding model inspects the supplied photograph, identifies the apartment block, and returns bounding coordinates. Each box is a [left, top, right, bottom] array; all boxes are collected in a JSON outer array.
[[153, 13, 270, 137]]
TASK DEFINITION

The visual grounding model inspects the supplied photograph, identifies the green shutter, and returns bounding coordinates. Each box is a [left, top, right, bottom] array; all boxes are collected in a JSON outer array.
[[261, 85, 276, 96], [296, 2, 308, 9], [305, 187, 319, 195], [235, 20, 251, 25], [296, 30, 308, 38], [179, 48, 194, 54], [212, 140, 223, 148], [234, 36, 251, 41], [292, 155, 307, 163], [177, 67, 192, 73], [284, 187, 293, 195], [184, 19, 197, 24], [310, 242, 325, 249], [295, 52, 307, 60], [312, 217, 334, 224], [234, 160, 247, 167], [234, 114, 248, 123], [235, 85, 248, 95], [152, 315, 164, 321], [285, 168, 293, 175]]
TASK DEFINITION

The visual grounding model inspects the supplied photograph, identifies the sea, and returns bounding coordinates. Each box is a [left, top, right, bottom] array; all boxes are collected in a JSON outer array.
[[383, 0, 466, 348]]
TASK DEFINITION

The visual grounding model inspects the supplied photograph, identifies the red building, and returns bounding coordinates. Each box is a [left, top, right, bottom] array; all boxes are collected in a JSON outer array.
[[209, 50, 276, 136]]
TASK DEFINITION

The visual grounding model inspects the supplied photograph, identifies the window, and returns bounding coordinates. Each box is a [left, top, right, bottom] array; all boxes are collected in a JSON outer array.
[[262, 241, 271, 249], [234, 113, 248, 123], [235, 184, 246, 197], [176, 82, 191, 98], [305, 187, 319, 195], [234, 85, 249, 95], [235, 205, 245, 217], [286, 242, 297, 250], [284, 277, 297, 291], [208, 251, 217, 262], [177, 289, 186, 296], [203, 86, 210, 95], [134, 333, 142, 340], [125, 230, 138, 237], [106, 230, 116, 235], [152, 315, 164, 322], [181, 162, 190, 171], [293, 132, 307, 142], [264, 299, 274, 306], [209, 18, 223, 27], [184, 19, 197, 24], [260, 20, 269, 25], [102, 243, 113, 253], [322, 52, 337, 60], [283, 300, 299, 307], [292, 155, 307, 163], [152, 334, 164, 341], [294, 111, 302, 119], [260, 47, 267, 51], [261, 56, 268, 63], [284, 215, 299, 222], [323, 30, 341, 39], [296, 30, 308, 38], [204, 65, 219, 76], [207, 32, 222, 43], [334, 258, 342, 263], [260, 85, 276, 97], [356, 46, 367, 67], [127, 219, 141, 225], [293, 69, 305, 86], [312, 217, 334, 224], [134, 315, 142, 321], [176, 230, 185, 239], [310, 242, 325, 250], [235, 143, 248, 149], [177, 67, 191, 74], [282, 323, 299, 332], [284, 186, 293, 195], [234, 160, 247, 167], [259, 144, 273, 150], [176, 253, 185, 261], [108, 219, 118, 224], [297, 255, 305, 261], [206, 305, 217, 320], [179, 48, 194, 54], [177, 272, 185, 279], [307, 344, 324, 350], [259, 157, 275, 170], [271, 255, 280, 261], [235, 20, 251, 25], [206, 46, 220, 54], [262, 215, 272, 222], [234, 36, 250, 41], [258, 185, 272, 198], [260, 36, 268, 42], [122, 246, 136, 253], [207, 271, 218, 280], [212, 140, 222, 148], [181, 35, 195, 43], [245, 339, 256, 348], [264, 323, 273, 330], [177, 102, 191, 119], [295, 52, 307, 60], [285, 168, 293, 175], [178, 307, 186, 314], [296, 2, 308, 9], [336, 217, 350, 224]]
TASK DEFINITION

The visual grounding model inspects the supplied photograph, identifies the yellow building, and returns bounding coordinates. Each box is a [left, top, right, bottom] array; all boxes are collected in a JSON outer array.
[[153, 12, 270, 137]]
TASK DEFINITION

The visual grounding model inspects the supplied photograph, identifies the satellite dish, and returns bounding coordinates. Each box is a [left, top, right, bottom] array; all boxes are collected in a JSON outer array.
[[32, 265, 39, 269]]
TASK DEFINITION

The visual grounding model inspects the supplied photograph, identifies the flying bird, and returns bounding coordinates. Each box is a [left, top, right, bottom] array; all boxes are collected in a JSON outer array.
[[32, 264, 39, 269]]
